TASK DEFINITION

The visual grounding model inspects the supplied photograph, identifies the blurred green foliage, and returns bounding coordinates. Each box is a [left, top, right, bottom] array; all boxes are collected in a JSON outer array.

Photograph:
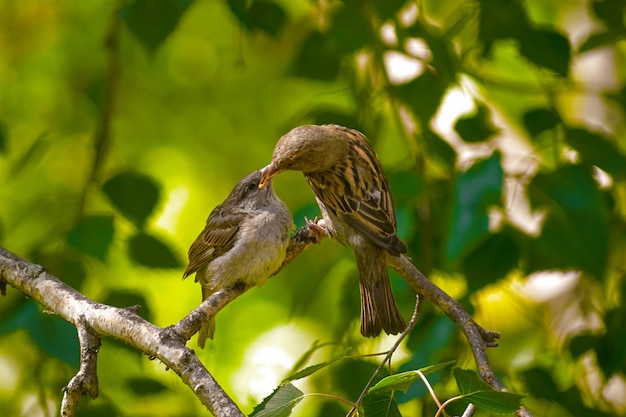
[[1, 0, 625, 416]]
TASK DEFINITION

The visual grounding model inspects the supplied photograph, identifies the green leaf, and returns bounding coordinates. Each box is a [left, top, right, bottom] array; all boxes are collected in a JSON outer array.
[[247, 1, 287, 37], [419, 360, 457, 375], [0, 118, 7, 154], [123, 0, 192, 56], [454, 368, 524, 413], [518, 29, 571, 76], [565, 128, 626, 180], [75, 401, 121, 417], [568, 334, 598, 358], [102, 171, 161, 228], [31, 250, 87, 290], [0, 300, 79, 367], [328, 6, 373, 53], [398, 71, 447, 123], [446, 152, 503, 264], [592, 0, 626, 32], [126, 377, 168, 395], [68, 215, 115, 260], [528, 164, 609, 279], [462, 229, 520, 290], [454, 104, 498, 143], [578, 30, 623, 54], [293, 31, 341, 81], [103, 290, 152, 321], [9, 132, 50, 177], [283, 349, 349, 383], [250, 383, 304, 417], [595, 307, 626, 376], [226, 0, 287, 37], [421, 129, 457, 171], [362, 392, 402, 417], [522, 108, 561, 138], [308, 109, 361, 133], [369, 361, 455, 394], [127, 232, 181, 268], [478, 0, 530, 56], [371, 0, 406, 19], [520, 368, 612, 417]]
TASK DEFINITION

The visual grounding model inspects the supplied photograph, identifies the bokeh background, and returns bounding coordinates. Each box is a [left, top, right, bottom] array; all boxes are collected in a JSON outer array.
[[0, 0, 625, 416]]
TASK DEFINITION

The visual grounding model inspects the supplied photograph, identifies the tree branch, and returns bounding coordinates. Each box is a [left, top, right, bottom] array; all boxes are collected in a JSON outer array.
[[0, 246, 243, 417], [387, 255, 533, 417], [61, 317, 100, 416], [0, 223, 322, 416], [0, 221, 531, 417]]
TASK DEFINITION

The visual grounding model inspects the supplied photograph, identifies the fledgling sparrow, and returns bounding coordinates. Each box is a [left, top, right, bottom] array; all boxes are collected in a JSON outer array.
[[183, 170, 293, 348], [259, 124, 407, 337]]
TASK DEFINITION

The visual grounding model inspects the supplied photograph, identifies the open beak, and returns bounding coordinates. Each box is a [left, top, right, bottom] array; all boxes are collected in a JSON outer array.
[[258, 164, 284, 189]]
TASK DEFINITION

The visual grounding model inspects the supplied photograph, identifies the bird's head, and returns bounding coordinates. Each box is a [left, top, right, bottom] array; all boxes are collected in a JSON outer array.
[[259, 124, 349, 188]]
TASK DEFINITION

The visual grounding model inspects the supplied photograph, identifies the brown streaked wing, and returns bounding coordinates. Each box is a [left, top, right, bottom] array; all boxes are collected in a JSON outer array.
[[183, 208, 244, 277], [307, 128, 403, 253]]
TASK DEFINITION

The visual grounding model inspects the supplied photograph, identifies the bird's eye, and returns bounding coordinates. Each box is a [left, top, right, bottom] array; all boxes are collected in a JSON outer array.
[[246, 182, 259, 192]]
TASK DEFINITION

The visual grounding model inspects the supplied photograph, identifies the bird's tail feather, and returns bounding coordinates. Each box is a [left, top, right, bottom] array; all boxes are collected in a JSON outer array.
[[355, 246, 406, 337], [197, 272, 216, 348]]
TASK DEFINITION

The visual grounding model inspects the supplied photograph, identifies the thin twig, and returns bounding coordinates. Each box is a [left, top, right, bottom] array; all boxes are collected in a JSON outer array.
[[416, 370, 447, 416], [347, 295, 423, 417]]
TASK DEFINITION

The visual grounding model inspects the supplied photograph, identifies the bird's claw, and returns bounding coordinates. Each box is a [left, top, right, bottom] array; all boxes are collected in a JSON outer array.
[[304, 216, 328, 243]]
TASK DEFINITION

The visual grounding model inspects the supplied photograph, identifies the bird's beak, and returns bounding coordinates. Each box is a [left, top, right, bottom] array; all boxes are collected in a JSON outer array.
[[258, 164, 283, 189]]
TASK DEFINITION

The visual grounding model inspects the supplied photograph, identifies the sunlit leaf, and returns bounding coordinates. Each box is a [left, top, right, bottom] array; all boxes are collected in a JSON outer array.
[[362, 392, 401, 417], [369, 361, 455, 394], [454, 368, 524, 413], [68, 215, 115, 260], [446, 152, 503, 264], [250, 383, 304, 417], [454, 104, 498, 143], [102, 171, 160, 228], [127, 232, 181, 268], [123, 0, 192, 56], [283, 349, 349, 383]]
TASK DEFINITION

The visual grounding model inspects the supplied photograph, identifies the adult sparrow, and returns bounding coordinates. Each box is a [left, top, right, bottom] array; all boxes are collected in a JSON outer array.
[[183, 170, 293, 347], [259, 124, 407, 337]]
